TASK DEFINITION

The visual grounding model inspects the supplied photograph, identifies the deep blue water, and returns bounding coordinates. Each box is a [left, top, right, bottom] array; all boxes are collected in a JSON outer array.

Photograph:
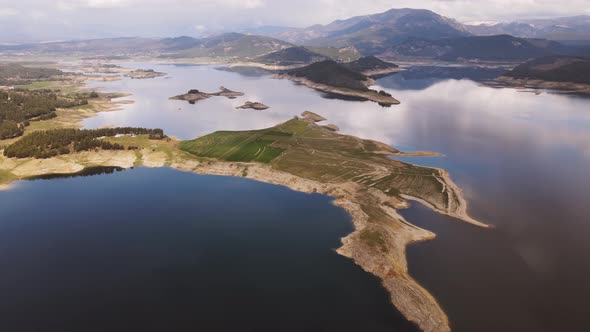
[[0, 167, 418, 332]]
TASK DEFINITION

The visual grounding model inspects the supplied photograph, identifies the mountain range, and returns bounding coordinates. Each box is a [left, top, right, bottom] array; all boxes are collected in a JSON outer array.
[[1, 8, 589, 63]]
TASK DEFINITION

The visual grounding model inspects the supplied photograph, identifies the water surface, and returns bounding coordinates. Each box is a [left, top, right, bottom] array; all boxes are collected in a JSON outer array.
[[0, 167, 418, 332], [44, 62, 590, 330]]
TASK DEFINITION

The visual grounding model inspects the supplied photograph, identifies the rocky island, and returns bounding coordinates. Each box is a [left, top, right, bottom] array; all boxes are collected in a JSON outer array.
[[236, 101, 269, 110], [170, 86, 245, 103], [276, 60, 400, 106], [124, 69, 166, 79]]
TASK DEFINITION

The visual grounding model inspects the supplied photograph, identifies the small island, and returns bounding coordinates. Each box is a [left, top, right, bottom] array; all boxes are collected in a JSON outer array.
[[275, 60, 400, 106], [124, 69, 166, 79], [170, 86, 245, 103], [236, 101, 269, 110]]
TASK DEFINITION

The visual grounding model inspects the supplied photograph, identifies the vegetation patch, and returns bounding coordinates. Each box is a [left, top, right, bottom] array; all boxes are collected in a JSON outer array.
[[180, 129, 289, 163], [0, 89, 88, 139], [4, 127, 165, 159]]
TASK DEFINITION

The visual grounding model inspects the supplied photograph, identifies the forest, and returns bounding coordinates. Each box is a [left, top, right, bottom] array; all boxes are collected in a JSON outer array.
[[0, 64, 63, 86], [0, 89, 89, 139], [3, 127, 165, 159]]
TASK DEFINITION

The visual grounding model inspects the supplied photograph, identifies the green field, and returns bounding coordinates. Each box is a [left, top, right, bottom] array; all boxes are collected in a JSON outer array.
[[179, 122, 309, 163], [181, 118, 451, 213]]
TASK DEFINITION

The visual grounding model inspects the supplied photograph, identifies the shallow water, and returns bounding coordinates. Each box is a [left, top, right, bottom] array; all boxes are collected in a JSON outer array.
[[11, 62, 590, 331]]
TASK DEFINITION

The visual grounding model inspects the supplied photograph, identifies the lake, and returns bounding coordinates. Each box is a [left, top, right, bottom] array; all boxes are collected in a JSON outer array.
[[0, 167, 418, 332], [6, 62, 590, 331]]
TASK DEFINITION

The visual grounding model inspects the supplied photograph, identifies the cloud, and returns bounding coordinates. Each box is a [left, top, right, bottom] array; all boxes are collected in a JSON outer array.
[[0, 8, 18, 16], [1, 0, 590, 42]]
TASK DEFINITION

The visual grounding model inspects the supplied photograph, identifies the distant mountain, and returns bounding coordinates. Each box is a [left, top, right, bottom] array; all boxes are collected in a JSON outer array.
[[0, 33, 294, 60], [254, 46, 328, 66], [386, 35, 584, 61], [465, 16, 590, 41], [162, 33, 294, 59], [0, 37, 163, 54], [272, 8, 470, 55], [504, 56, 590, 84], [285, 60, 370, 91]]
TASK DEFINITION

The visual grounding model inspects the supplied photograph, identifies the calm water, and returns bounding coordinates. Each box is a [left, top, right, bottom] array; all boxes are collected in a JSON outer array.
[[8, 62, 590, 331], [0, 167, 418, 332]]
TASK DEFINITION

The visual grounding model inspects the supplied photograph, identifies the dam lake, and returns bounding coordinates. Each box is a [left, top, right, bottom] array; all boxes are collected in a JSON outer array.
[[2, 62, 590, 331]]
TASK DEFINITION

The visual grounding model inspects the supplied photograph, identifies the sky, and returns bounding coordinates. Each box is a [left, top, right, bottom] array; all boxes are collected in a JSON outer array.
[[0, 0, 590, 42]]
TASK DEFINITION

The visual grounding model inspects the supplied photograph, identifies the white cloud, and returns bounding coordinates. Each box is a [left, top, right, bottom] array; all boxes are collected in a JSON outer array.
[[1, 0, 590, 42], [0, 8, 18, 16]]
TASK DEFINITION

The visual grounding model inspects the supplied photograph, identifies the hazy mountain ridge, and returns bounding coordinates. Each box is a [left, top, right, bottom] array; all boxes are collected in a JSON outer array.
[[0, 33, 293, 59], [466, 15, 590, 41], [385, 34, 588, 61]]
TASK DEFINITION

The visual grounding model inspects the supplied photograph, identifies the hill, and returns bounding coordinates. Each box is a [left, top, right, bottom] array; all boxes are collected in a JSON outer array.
[[272, 8, 470, 55], [504, 56, 590, 84], [254, 46, 328, 66], [387, 35, 580, 61], [279, 61, 399, 105], [285, 60, 370, 91], [342, 56, 399, 76]]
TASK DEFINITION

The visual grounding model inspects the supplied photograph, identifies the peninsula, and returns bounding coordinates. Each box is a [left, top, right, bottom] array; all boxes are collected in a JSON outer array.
[[276, 60, 400, 106], [490, 56, 590, 95]]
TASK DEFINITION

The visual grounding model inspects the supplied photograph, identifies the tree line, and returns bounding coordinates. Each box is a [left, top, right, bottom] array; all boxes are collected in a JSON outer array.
[[4, 127, 165, 159], [0, 89, 88, 139]]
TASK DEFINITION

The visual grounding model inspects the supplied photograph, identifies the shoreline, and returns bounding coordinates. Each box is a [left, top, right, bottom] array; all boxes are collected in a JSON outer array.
[[275, 74, 400, 105]]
